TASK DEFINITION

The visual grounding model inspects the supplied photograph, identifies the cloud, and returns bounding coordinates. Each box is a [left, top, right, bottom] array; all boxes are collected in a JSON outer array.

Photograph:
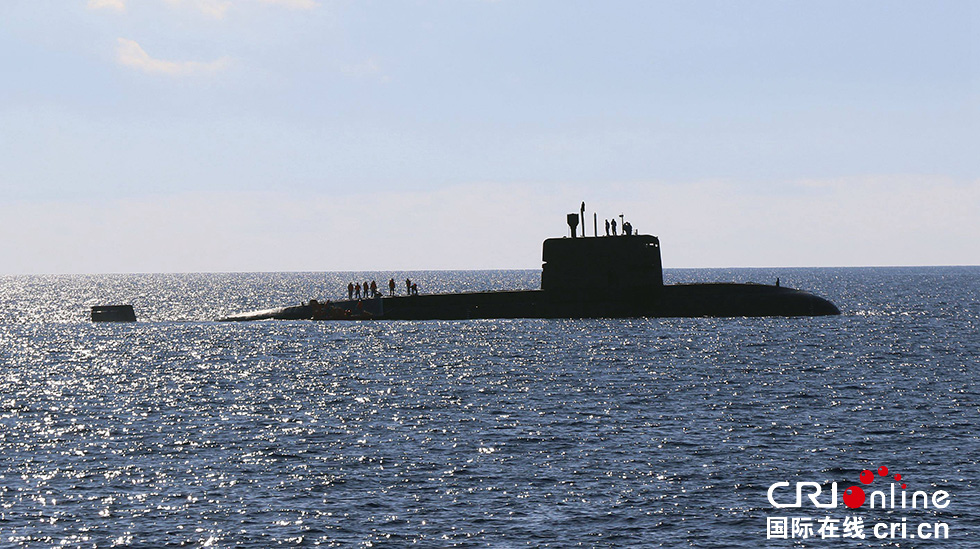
[[87, 0, 126, 11], [606, 175, 980, 268], [2, 177, 977, 274], [255, 0, 318, 9], [116, 38, 231, 76], [88, 0, 317, 19], [162, 0, 231, 18], [341, 57, 391, 82], [159, 0, 315, 18]]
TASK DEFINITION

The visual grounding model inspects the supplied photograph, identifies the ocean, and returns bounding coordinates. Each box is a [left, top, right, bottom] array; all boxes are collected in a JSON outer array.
[[1, 267, 978, 547]]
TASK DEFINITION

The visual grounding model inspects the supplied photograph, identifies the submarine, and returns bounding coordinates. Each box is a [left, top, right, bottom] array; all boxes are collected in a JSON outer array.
[[219, 207, 840, 321]]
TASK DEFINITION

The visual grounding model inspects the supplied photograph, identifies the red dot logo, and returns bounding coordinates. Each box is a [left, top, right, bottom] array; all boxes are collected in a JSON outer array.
[[843, 486, 866, 509], [841, 465, 908, 508]]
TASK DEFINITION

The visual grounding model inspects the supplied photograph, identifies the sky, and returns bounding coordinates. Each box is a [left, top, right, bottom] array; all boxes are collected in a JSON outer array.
[[1, 0, 978, 274]]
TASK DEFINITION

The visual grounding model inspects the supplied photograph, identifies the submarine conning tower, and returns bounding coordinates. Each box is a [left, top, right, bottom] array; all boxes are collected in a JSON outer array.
[[541, 214, 664, 296]]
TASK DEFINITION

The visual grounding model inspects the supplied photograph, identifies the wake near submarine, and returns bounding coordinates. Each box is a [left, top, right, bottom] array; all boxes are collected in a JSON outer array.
[[219, 208, 840, 321]]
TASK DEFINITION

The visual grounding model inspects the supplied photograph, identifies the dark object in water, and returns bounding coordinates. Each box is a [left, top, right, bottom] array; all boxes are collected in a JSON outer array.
[[219, 211, 840, 321], [91, 305, 137, 322]]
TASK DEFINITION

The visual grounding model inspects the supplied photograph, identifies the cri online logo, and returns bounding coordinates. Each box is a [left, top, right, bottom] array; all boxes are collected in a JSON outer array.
[[767, 465, 950, 510]]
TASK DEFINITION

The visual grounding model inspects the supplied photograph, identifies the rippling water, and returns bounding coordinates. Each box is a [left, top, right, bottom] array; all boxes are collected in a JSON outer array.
[[1, 267, 978, 546]]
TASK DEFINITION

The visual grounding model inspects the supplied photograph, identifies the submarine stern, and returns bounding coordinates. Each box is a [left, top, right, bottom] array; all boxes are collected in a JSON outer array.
[[659, 283, 840, 317]]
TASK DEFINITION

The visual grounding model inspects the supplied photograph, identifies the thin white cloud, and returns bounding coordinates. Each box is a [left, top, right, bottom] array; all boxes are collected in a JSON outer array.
[[88, 0, 318, 19], [116, 38, 231, 76], [255, 0, 318, 9], [162, 0, 232, 18], [87, 0, 126, 11], [341, 57, 391, 82], [3, 177, 978, 274], [159, 0, 317, 18]]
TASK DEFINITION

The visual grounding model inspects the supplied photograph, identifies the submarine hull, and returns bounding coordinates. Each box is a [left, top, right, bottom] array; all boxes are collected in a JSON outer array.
[[377, 284, 839, 320], [218, 283, 839, 321], [217, 228, 841, 322]]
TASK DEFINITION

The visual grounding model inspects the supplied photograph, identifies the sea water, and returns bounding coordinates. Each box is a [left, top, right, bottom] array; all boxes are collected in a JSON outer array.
[[1, 267, 978, 547]]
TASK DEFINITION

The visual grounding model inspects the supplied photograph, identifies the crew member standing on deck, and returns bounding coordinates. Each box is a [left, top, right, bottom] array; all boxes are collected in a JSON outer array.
[[406, 278, 411, 295], [363, 282, 369, 299], [388, 278, 396, 296], [354, 282, 361, 299], [370, 280, 377, 297], [348, 282, 354, 300]]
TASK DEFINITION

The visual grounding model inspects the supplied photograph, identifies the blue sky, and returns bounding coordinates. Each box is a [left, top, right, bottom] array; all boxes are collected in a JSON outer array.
[[1, 1, 977, 273]]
